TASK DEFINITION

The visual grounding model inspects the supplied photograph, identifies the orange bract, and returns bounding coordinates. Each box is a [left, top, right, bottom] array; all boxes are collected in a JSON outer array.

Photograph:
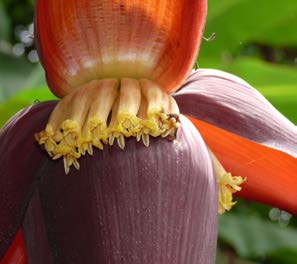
[[35, 0, 207, 97], [188, 116, 297, 215]]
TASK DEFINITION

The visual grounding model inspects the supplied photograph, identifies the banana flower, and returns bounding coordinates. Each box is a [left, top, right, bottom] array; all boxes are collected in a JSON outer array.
[[0, 0, 296, 263]]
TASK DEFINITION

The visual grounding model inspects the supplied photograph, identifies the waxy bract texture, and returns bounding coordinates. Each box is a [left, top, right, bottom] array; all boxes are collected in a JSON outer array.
[[1, 103, 218, 263], [0, 102, 54, 259], [174, 69, 297, 215], [174, 69, 297, 157], [35, 0, 207, 96], [1, 0, 297, 260]]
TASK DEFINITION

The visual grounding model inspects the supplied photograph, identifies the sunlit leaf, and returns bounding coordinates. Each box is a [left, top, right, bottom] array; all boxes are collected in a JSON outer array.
[[201, 0, 297, 57], [0, 88, 56, 127]]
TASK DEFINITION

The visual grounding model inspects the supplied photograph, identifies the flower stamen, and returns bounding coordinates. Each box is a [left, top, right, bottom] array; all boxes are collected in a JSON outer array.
[[208, 147, 246, 214], [36, 78, 180, 174]]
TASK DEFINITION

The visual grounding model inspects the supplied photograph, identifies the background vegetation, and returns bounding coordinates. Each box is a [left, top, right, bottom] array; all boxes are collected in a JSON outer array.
[[0, 0, 296, 263]]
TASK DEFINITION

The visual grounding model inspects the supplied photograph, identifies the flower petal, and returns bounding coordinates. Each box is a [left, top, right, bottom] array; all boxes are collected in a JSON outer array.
[[35, 0, 207, 96], [23, 116, 218, 263], [0, 102, 55, 259], [174, 69, 297, 158], [189, 116, 297, 215]]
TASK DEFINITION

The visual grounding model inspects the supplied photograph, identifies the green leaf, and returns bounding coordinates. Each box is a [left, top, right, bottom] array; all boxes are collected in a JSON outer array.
[[219, 213, 297, 262], [200, 57, 297, 86], [269, 249, 297, 264], [0, 53, 46, 102], [0, 99, 30, 128], [216, 247, 261, 264], [22, 63, 47, 89], [257, 85, 297, 124], [0, 88, 57, 127], [201, 0, 297, 57], [0, 2, 11, 41], [199, 57, 297, 123]]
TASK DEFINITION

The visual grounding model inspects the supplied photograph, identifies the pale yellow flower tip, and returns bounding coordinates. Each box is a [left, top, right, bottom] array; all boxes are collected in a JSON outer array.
[[207, 147, 246, 214]]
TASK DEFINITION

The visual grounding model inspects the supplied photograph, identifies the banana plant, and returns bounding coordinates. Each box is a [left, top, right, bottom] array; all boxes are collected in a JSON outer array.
[[0, 0, 296, 263]]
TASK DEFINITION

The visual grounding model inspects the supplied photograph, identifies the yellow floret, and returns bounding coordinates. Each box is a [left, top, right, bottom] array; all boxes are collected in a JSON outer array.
[[35, 78, 180, 174]]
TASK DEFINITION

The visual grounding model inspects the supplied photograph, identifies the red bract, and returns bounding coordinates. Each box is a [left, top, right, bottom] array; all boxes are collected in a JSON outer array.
[[35, 0, 207, 97]]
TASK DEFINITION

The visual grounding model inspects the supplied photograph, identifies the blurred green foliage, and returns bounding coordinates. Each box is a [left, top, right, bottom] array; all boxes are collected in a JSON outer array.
[[198, 0, 297, 124], [201, 0, 297, 56], [1, 0, 34, 39], [0, 1, 296, 263]]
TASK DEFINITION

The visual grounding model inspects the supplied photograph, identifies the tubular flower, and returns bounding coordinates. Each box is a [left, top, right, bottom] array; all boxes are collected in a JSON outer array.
[[0, 0, 296, 264]]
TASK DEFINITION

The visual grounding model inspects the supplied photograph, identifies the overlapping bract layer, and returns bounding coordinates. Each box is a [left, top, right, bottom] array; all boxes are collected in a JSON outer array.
[[0, 104, 218, 263], [29, 116, 218, 263], [0, 102, 53, 260], [174, 69, 297, 215], [174, 69, 297, 157]]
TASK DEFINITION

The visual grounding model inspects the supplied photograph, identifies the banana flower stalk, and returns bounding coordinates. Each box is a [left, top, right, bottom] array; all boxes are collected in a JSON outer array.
[[0, 0, 296, 263]]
